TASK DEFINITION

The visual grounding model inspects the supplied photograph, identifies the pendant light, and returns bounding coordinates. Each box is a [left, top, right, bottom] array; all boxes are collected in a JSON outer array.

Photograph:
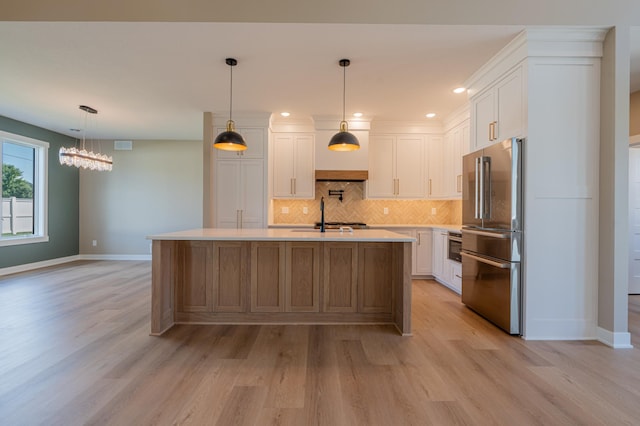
[[214, 58, 247, 151], [59, 105, 113, 171], [328, 59, 360, 151]]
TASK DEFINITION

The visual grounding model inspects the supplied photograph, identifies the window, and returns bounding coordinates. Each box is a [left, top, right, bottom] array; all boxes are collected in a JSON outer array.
[[0, 131, 49, 247]]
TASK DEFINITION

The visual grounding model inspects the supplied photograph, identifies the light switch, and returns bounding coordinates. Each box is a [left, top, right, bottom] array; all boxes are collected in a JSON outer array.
[[431, 208, 437, 215], [303, 207, 308, 214], [383, 207, 389, 215], [282, 207, 289, 214]]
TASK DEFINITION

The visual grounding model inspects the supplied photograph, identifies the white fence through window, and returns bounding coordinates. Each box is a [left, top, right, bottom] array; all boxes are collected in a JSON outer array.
[[1, 197, 34, 235]]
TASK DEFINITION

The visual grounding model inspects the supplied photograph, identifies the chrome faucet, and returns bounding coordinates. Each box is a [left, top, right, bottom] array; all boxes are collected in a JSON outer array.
[[320, 196, 325, 233]]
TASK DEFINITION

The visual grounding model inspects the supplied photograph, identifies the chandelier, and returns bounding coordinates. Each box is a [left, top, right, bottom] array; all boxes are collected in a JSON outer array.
[[59, 105, 113, 171]]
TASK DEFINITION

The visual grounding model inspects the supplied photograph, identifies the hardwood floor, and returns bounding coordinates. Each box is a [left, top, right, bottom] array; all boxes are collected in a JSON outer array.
[[2, 260, 640, 425]]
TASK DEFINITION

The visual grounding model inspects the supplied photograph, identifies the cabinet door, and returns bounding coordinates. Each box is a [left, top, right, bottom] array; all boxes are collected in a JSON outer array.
[[323, 242, 358, 312], [449, 121, 469, 197], [395, 136, 425, 198], [495, 67, 523, 141], [176, 241, 213, 313], [215, 160, 241, 228], [213, 241, 248, 312], [358, 243, 393, 313], [472, 89, 496, 150], [450, 260, 462, 294], [427, 136, 447, 199], [240, 160, 265, 228], [216, 127, 265, 159], [272, 134, 295, 197], [415, 230, 433, 275], [286, 242, 321, 312], [292, 135, 315, 199], [251, 242, 285, 312], [432, 230, 446, 279], [368, 136, 395, 198]]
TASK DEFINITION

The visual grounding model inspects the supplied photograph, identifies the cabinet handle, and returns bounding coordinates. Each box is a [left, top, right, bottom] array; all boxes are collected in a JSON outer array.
[[490, 121, 498, 141], [457, 174, 462, 193], [418, 233, 421, 245], [290, 178, 294, 195], [236, 210, 240, 229], [239, 210, 243, 229], [395, 179, 399, 195], [294, 178, 296, 195], [429, 179, 432, 196]]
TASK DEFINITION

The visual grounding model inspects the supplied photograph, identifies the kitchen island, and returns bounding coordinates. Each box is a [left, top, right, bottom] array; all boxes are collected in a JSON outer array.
[[148, 228, 414, 336]]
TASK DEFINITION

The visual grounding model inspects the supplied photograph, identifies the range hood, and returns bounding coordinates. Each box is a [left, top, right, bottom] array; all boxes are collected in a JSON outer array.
[[315, 170, 368, 182]]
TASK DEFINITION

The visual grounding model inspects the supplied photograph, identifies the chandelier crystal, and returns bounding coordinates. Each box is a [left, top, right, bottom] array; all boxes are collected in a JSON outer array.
[[59, 105, 113, 171]]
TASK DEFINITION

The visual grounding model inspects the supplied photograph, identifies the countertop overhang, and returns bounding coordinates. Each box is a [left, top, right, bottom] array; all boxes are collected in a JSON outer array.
[[147, 228, 416, 242]]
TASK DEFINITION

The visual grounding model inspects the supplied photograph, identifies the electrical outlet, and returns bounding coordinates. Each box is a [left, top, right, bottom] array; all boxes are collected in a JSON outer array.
[[281, 207, 289, 214], [431, 208, 437, 215], [92, 240, 97, 247], [383, 207, 389, 215], [303, 207, 308, 214]]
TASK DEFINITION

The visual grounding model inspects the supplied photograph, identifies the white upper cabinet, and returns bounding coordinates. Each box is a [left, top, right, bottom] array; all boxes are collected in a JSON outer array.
[[272, 133, 315, 199], [471, 65, 524, 150], [426, 135, 447, 199], [368, 135, 425, 199]]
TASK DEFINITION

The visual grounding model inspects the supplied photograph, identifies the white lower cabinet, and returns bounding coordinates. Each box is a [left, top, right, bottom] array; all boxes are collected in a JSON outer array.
[[431, 228, 461, 294], [415, 229, 433, 276], [383, 228, 432, 277], [449, 260, 462, 294]]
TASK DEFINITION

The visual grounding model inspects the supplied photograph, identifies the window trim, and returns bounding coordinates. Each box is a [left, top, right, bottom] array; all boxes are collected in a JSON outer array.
[[0, 130, 49, 247]]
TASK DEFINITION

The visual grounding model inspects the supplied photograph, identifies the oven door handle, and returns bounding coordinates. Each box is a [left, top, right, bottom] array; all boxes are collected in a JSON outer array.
[[460, 251, 510, 269], [462, 229, 510, 239]]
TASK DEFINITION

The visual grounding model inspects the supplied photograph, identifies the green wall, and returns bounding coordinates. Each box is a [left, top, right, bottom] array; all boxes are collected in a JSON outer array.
[[0, 115, 79, 268]]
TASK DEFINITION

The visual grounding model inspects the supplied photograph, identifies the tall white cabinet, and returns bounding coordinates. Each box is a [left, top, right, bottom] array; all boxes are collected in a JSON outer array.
[[213, 126, 268, 228], [465, 28, 607, 340]]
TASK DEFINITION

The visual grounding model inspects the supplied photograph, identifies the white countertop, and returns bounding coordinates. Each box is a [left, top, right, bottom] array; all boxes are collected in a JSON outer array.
[[148, 228, 416, 242], [269, 223, 462, 232]]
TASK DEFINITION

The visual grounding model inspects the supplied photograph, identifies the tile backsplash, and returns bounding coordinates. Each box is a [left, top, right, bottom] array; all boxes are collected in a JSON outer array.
[[273, 182, 462, 225]]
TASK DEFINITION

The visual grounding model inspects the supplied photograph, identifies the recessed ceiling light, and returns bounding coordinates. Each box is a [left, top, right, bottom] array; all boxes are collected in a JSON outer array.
[[453, 87, 466, 94], [425, 113, 436, 119], [353, 112, 363, 118], [280, 112, 290, 117]]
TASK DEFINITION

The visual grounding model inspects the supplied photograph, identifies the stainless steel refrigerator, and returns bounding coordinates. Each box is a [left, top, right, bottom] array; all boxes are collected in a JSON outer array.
[[461, 137, 523, 335]]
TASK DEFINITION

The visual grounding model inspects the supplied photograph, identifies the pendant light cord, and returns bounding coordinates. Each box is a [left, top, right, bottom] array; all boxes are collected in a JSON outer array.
[[229, 62, 233, 122], [342, 63, 346, 122]]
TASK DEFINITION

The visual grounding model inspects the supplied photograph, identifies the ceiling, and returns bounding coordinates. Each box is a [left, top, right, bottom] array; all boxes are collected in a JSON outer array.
[[0, 22, 638, 141]]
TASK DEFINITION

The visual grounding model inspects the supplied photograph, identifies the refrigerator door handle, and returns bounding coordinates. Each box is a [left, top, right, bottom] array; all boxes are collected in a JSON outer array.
[[463, 228, 510, 239], [475, 157, 481, 219], [483, 156, 491, 219], [461, 251, 510, 269]]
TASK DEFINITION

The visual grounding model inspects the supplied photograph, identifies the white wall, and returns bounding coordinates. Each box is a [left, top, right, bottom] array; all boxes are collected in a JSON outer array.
[[79, 140, 203, 255]]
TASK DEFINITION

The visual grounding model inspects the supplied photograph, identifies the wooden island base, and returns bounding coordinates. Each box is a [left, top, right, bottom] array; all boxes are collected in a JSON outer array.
[[149, 229, 413, 336]]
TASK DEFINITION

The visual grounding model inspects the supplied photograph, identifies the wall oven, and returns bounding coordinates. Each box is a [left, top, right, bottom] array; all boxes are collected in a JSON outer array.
[[447, 231, 462, 262]]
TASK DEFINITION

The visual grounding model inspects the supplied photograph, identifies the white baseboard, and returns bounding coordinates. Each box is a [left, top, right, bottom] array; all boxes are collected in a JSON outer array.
[[0, 255, 81, 276], [597, 327, 633, 349], [522, 319, 597, 341], [0, 254, 151, 276], [77, 254, 152, 261]]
